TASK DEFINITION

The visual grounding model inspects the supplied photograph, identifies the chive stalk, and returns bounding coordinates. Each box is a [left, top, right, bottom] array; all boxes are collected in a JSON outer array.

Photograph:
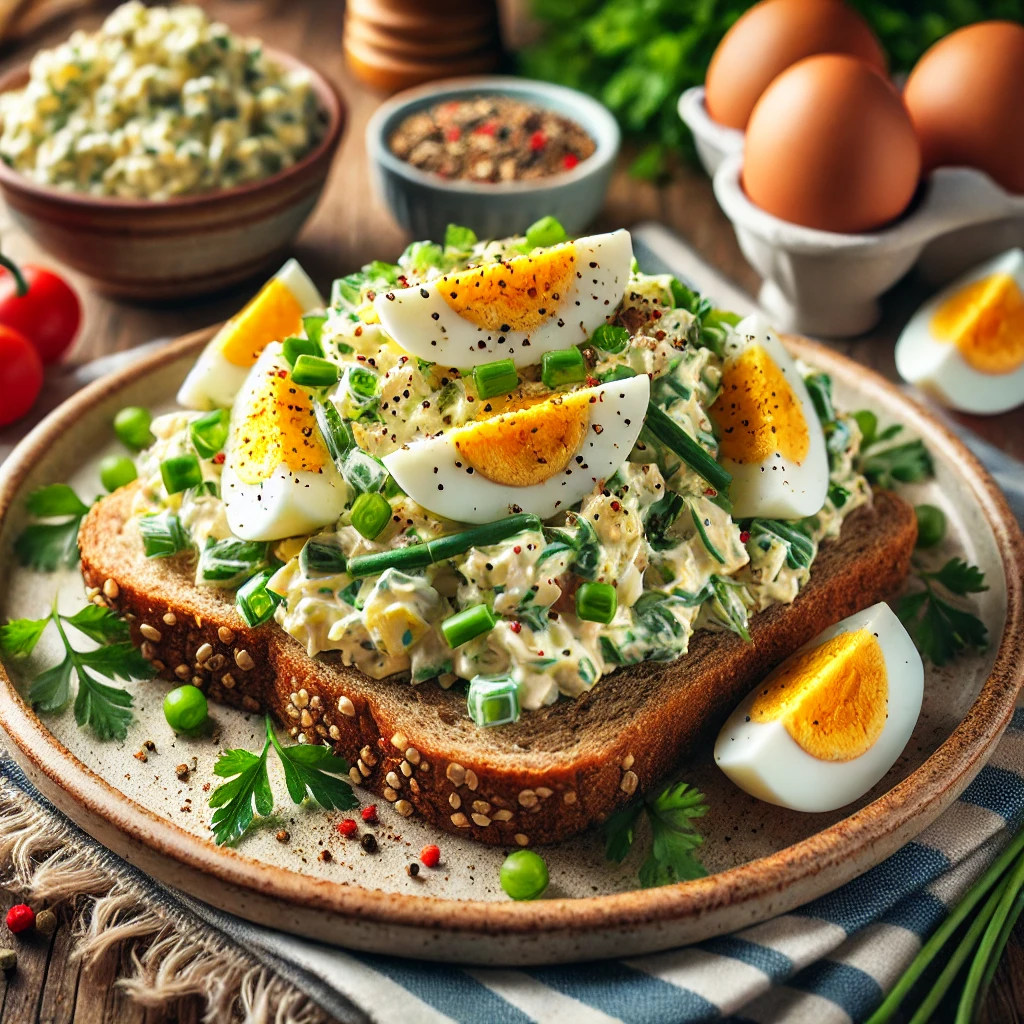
[[473, 358, 518, 400], [644, 403, 731, 495], [292, 354, 339, 388], [541, 347, 586, 388], [442, 605, 497, 648], [575, 582, 617, 623], [347, 513, 541, 578], [189, 409, 230, 459], [160, 455, 203, 495]]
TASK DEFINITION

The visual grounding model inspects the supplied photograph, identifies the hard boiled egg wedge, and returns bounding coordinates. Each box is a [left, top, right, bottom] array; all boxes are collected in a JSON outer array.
[[383, 374, 650, 524], [714, 602, 923, 813], [709, 314, 828, 519], [373, 230, 633, 368], [177, 259, 324, 410], [895, 248, 1024, 415], [221, 344, 349, 541]]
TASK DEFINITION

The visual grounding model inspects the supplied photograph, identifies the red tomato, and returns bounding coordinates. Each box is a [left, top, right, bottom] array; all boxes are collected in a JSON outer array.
[[0, 325, 43, 427], [0, 265, 81, 363]]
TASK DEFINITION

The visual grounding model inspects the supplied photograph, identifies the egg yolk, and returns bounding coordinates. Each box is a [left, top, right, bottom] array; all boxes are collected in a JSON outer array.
[[233, 368, 328, 485], [453, 391, 591, 487], [711, 345, 810, 465], [930, 273, 1024, 375], [216, 278, 305, 368], [439, 244, 576, 332], [750, 628, 888, 762]]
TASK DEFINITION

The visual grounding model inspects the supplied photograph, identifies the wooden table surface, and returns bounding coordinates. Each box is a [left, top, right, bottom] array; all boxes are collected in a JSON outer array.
[[0, 2, 1022, 1022]]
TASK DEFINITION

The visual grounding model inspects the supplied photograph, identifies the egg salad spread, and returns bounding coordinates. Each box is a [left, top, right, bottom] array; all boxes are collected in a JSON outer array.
[[0, 2, 322, 199], [130, 222, 870, 723]]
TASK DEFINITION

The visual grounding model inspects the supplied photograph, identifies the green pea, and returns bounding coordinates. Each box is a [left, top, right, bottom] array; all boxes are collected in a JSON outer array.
[[500, 849, 549, 901], [163, 685, 208, 732], [915, 504, 947, 549], [99, 454, 138, 493], [114, 406, 154, 450]]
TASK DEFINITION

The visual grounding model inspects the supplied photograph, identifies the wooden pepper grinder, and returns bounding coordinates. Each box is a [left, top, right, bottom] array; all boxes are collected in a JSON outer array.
[[344, 0, 504, 94]]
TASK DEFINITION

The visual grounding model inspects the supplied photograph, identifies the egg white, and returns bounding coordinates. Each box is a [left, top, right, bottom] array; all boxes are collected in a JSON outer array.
[[177, 259, 324, 411], [714, 602, 923, 813], [895, 248, 1024, 415], [715, 314, 829, 520], [221, 344, 349, 542], [383, 374, 651, 524], [372, 230, 634, 369]]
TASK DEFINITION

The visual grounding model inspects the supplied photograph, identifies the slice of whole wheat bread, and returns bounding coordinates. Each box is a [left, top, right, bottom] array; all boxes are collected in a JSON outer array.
[[79, 486, 917, 846]]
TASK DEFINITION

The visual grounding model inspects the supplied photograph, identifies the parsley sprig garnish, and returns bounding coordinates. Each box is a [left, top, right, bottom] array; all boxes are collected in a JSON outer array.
[[896, 557, 988, 666], [853, 410, 934, 490], [0, 599, 153, 740], [604, 780, 709, 887], [209, 715, 358, 845], [14, 484, 93, 572]]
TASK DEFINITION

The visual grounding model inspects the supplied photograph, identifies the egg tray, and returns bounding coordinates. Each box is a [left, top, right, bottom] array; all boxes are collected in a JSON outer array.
[[679, 86, 1024, 338]]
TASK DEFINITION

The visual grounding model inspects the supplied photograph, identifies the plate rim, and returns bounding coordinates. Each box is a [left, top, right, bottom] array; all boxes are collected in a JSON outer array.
[[1, 327, 1022, 941]]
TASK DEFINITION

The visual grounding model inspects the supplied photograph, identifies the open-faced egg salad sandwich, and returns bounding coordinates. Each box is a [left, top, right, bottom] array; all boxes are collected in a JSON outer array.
[[78, 218, 922, 846]]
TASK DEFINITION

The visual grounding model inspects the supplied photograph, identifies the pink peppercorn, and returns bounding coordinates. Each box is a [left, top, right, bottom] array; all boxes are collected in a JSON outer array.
[[337, 818, 358, 837], [529, 131, 546, 151], [361, 805, 378, 823], [420, 845, 441, 868], [6, 905, 34, 934], [563, 153, 579, 170]]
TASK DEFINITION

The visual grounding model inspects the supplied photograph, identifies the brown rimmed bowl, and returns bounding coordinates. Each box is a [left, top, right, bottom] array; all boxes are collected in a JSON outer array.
[[0, 50, 345, 300], [0, 327, 1021, 964]]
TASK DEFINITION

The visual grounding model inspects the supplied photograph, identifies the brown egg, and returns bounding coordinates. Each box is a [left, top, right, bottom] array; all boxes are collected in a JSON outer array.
[[743, 55, 921, 234], [904, 21, 1024, 194], [705, 0, 886, 130]]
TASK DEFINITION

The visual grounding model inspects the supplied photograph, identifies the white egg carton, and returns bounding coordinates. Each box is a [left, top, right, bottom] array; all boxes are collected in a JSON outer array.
[[679, 85, 1024, 338]]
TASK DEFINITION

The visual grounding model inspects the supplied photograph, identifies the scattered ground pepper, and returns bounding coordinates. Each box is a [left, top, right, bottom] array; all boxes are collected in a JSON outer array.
[[175, 763, 190, 780], [319, 850, 333, 863], [275, 829, 291, 843], [6, 905, 33, 934], [389, 96, 595, 184], [34, 910, 56, 936]]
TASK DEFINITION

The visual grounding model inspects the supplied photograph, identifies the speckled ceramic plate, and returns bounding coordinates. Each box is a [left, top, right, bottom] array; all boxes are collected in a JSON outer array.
[[0, 328, 1021, 965]]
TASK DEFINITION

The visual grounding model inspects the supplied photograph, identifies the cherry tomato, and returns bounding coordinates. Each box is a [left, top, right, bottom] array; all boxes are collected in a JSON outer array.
[[0, 265, 81, 363], [0, 325, 43, 428]]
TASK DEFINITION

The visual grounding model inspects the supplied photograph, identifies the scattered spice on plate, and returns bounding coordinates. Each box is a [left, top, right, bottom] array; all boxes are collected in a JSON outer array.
[[337, 818, 358, 838], [361, 833, 379, 854], [275, 829, 291, 843], [389, 96, 595, 183], [420, 844, 441, 868]]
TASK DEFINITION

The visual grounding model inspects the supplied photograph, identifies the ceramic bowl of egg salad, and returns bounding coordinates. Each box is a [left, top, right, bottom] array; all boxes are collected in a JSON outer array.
[[0, 2, 345, 300]]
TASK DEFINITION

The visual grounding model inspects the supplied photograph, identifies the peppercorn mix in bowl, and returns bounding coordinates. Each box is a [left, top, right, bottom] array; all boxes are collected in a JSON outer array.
[[367, 76, 619, 242]]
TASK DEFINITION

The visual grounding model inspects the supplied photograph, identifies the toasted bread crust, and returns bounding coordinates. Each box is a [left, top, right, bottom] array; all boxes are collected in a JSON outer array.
[[79, 486, 917, 846]]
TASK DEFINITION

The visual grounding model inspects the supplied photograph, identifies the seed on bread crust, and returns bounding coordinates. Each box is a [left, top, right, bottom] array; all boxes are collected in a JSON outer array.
[[163, 612, 177, 626], [449, 793, 461, 810], [338, 696, 355, 717], [218, 626, 235, 644], [446, 763, 465, 786], [620, 770, 638, 795], [195, 643, 213, 663], [514, 834, 530, 846], [102, 579, 119, 599], [395, 800, 414, 817], [451, 813, 469, 828]]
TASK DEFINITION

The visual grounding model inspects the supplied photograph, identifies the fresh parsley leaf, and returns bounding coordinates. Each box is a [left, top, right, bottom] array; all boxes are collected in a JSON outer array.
[[603, 779, 709, 887], [0, 616, 50, 658], [62, 604, 130, 644], [27, 484, 90, 518], [209, 742, 274, 846], [74, 671, 134, 742], [28, 655, 73, 712], [14, 485, 93, 572], [856, 437, 934, 489], [78, 642, 153, 681], [921, 557, 988, 596], [897, 558, 988, 666], [266, 716, 357, 811]]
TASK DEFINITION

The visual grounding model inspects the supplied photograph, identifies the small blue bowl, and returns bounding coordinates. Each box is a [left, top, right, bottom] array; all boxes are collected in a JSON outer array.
[[366, 76, 620, 243]]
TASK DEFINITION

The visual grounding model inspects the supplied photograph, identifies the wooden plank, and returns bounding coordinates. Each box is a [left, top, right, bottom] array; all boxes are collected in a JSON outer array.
[[35, 913, 79, 1024], [0, 901, 54, 1024], [70, 945, 121, 1024]]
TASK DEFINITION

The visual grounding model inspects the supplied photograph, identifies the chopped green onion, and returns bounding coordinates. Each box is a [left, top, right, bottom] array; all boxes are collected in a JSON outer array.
[[467, 673, 520, 727], [351, 492, 391, 540], [598, 364, 637, 383], [198, 537, 268, 586], [343, 449, 388, 495], [749, 519, 815, 570], [541, 347, 586, 388], [689, 503, 725, 563], [99, 454, 137, 492], [138, 512, 189, 558], [236, 569, 282, 627], [347, 513, 541, 578], [575, 582, 617, 623], [349, 366, 379, 399], [331, 273, 363, 310], [160, 455, 202, 495], [644, 403, 732, 496], [291, 354, 339, 388], [314, 398, 356, 467], [442, 605, 497, 648], [189, 409, 230, 459], [300, 539, 347, 575], [113, 406, 154, 451], [804, 373, 835, 424], [473, 358, 518, 399], [189, 480, 219, 499], [525, 216, 568, 249], [283, 335, 323, 367], [915, 504, 946, 549], [591, 323, 629, 354], [445, 223, 478, 250], [302, 313, 328, 347]]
